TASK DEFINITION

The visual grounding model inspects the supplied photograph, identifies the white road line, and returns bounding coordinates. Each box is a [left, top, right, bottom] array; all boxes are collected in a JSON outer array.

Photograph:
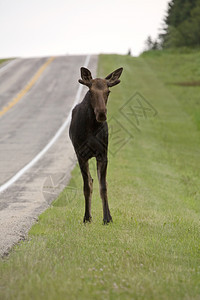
[[0, 55, 91, 193], [0, 58, 20, 75]]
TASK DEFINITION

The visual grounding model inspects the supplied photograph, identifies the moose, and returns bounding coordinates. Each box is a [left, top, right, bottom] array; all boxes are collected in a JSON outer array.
[[69, 66, 123, 224]]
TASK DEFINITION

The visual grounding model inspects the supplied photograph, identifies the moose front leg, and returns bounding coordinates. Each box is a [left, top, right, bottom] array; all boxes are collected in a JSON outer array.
[[79, 159, 93, 223], [97, 160, 112, 224]]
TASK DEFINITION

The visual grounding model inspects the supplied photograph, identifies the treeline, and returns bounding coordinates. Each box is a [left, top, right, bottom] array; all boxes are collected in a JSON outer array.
[[145, 0, 200, 50]]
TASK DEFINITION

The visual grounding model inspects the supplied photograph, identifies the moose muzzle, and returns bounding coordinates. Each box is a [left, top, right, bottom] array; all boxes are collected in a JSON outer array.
[[95, 109, 107, 122]]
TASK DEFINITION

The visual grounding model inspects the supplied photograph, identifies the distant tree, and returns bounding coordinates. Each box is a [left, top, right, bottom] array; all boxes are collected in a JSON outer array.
[[152, 40, 159, 50], [144, 36, 160, 51], [145, 36, 154, 50], [127, 48, 132, 56]]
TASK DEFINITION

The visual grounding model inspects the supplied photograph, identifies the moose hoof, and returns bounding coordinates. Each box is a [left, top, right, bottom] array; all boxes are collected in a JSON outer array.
[[83, 215, 92, 223], [103, 217, 113, 225]]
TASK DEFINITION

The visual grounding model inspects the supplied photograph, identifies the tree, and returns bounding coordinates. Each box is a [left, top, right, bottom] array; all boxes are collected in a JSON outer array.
[[144, 36, 160, 51], [161, 0, 200, 48]]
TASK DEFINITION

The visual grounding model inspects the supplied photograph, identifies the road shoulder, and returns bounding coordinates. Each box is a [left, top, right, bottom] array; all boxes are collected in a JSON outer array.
[[0, 55, 98, 257]]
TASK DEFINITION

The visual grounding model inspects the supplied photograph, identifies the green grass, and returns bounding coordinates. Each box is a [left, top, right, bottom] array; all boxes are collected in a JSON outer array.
[[0, 51, 200, 300], [0, 59, 11, 65]]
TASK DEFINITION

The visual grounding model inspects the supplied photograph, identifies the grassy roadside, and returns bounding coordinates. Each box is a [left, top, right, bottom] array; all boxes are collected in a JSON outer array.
[[0, 59, 12, 65], [0, 51, 200, 299]]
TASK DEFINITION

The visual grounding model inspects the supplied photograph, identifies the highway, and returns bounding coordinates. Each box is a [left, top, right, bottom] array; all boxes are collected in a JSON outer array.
[[0, 55, 97, 256]]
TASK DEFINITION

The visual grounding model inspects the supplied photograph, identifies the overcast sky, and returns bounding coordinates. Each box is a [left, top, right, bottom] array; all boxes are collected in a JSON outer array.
[[0, 0, 169, 58]]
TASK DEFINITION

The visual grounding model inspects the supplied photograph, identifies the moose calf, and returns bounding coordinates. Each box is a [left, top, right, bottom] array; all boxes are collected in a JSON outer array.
[[69, 66, 123, 224]]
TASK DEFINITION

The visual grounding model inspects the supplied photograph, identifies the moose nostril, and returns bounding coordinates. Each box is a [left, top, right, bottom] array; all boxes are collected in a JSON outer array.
[[99, 112, 105, 119], [98, 112, 107, 122], [95, 109, 107, 122], [98, 112, 106, 121]]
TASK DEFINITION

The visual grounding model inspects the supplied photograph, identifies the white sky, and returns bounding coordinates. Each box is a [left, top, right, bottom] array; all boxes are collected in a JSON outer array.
[[0, 0, 169, 58]]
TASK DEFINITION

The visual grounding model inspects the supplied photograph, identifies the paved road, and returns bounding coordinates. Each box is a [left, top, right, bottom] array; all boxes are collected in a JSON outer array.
[[0, 55, 97, 256]]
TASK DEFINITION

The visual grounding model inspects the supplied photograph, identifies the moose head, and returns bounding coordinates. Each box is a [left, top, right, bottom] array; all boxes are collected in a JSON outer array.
[[78, 67, 123, 122]]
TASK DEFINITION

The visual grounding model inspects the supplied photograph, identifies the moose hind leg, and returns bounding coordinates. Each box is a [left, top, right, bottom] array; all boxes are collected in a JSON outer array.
[[79, 159, 93, 223], [97, 160, 112, 224]]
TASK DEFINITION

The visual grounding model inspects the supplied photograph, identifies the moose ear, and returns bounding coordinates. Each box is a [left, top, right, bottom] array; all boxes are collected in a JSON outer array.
[[78, 67, 93, 87], [105, 67, 123, 87]]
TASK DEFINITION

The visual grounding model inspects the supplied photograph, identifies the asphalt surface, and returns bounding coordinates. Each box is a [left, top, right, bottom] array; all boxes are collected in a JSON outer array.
[[0, 55, 97, 256]]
